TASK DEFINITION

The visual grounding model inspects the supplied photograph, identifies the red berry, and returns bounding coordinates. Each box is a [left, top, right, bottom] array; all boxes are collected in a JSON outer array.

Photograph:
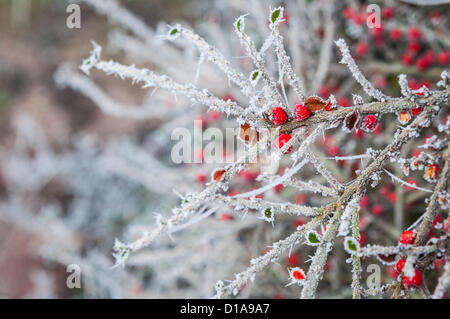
[[408, 42, 420, 54], [416, 56, 430, 70], [363, 114, 377, 131], [411, 107, 423, 116], [387, 192, 397, 203], [408, 27, 422, 41], [437, 51, 449, 65], [343, 6, 354, 20], [402, 52, 414, 65], [223, 94, 235, 102], [382, 7, 395, 19], [196, 173, 207, 183], [338, 97, 350, 107], [355, 42, 368, 56], [396, 258, 406, 273], [371, 204, 384, 216], [403, 269, 423, 289], [360, 195, 369, 208], [294, 104, 311, 121], [399, 230, 415, 245], [275, 133, 293, 154], [220, 213, 233, 221], [274, 184, 283, 192], [271, 107, 288, 125], [286, 254, 300, 267], [389, 28, 402, 41], [291, 268, 305, 281]]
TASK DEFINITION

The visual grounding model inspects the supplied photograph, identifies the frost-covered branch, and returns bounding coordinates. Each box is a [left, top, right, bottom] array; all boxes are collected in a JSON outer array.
[[269, 7, 306, 102], [301, 208, 342, 299], [55, 63, 157, 119], [170, 25, 255, 97], [80, 42, 260, 125], [335, 38, 388, 102], [307, 151, 344, 193], [214, 215, 326, 298], [214, 195, 322, 218], [234, 14, 285, 110]]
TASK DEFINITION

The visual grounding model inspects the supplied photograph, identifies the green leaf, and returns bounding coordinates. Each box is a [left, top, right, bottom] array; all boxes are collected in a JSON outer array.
[[251, 71, 259, 81], [346, 239, 357, 251], [270, 8, 281, 24], [308, 231, 320, 244], [236, 18, 242, 32], [344, 236, 360, 254], [264, 208, 272, 219], [168, 27, 180, 39]]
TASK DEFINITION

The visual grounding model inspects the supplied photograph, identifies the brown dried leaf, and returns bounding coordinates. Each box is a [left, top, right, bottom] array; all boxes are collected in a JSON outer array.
[[376, 254, 397, 265], [398, 111, 411, 125], [343, 110, 359, 132], [212, 169, 226, 182], [239, 123, 259, 145], [304, 96, 327, 112]]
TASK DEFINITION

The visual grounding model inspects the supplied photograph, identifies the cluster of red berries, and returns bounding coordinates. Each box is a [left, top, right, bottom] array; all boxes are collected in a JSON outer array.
[[396, 230, 423, 289], [344, 5, 449, 71], [270, 103, 313, 127], [343, 5, 395, 28], [395, 258, 423, 289], [271, 95, 357, 154], [401, 27, 449, 70], [271, 103, 313, 154], [397, 81, 430, 124]]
